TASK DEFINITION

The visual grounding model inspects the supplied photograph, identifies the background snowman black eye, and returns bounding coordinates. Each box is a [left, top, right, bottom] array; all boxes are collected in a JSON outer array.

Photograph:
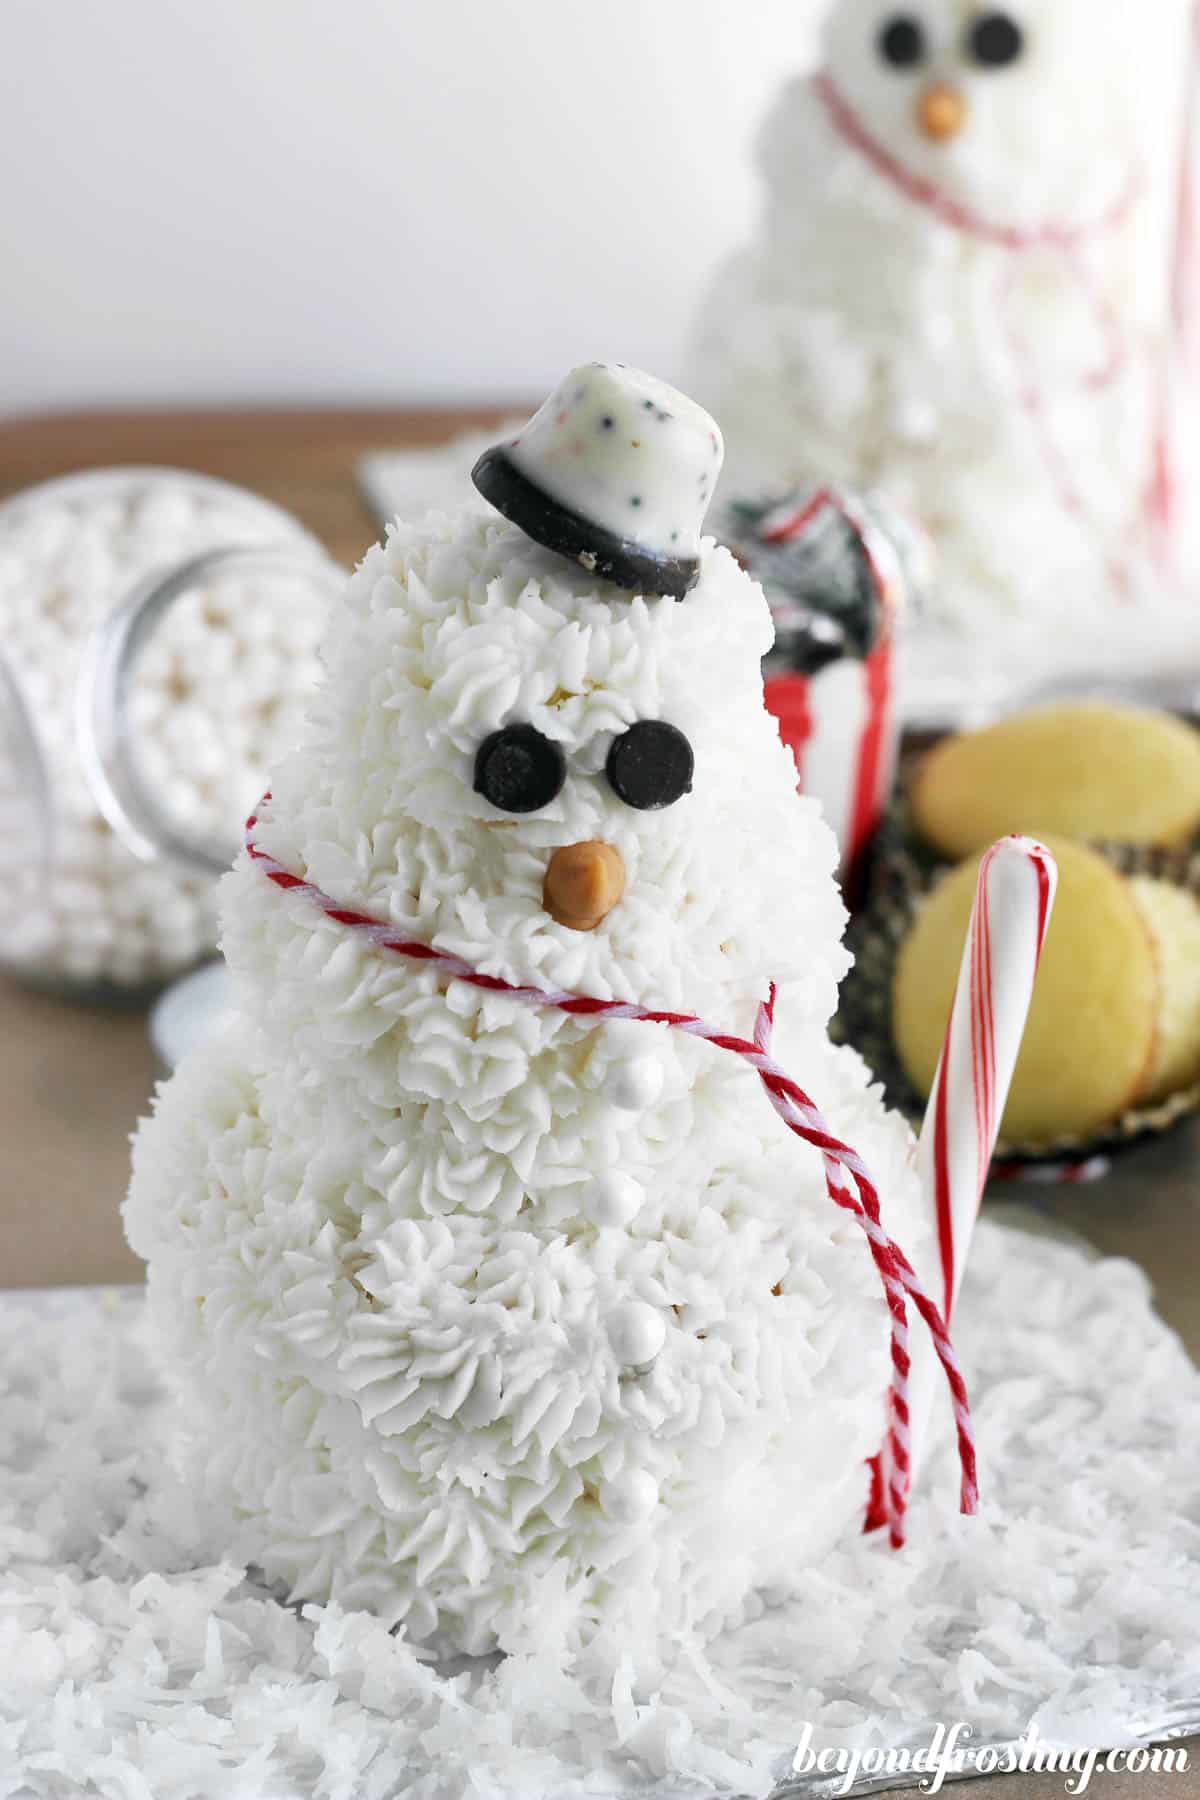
[[877, 14, 928, 68], [606, 721, 694, 811], [474, 724, 566, 814], [966, 11, 1024, 67]]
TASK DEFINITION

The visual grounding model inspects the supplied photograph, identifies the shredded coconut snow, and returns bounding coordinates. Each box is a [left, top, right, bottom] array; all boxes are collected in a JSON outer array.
[[3, 1219, 1198, 1798]]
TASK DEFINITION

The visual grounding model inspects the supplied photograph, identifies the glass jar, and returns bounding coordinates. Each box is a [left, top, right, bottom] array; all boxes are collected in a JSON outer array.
[[0, 470, 341, 1001]]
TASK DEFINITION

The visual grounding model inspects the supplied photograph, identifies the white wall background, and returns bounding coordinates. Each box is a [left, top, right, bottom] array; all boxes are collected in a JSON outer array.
[[1, 0, 818, 415]]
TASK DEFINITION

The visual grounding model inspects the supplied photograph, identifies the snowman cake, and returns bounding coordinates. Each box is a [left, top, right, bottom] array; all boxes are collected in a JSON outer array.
[[691, 0, 1194, 692], [126, 366, 953, 1671]]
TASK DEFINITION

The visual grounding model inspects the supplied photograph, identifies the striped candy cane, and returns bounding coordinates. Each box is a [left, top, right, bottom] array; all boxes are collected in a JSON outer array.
[[893, 836, 1057, 1529], [245, 797, 978, 1546]]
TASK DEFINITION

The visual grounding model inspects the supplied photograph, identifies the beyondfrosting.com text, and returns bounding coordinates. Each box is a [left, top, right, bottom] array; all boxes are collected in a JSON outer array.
[[791, 1721, 1190, 1795]]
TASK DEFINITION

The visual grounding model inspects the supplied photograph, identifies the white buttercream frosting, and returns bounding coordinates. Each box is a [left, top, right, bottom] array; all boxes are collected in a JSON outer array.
[[126, 501, 926, 1673], [507, 364, 724, 560]]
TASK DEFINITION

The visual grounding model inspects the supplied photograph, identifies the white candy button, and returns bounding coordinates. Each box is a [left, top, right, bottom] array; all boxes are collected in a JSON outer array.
[[585, 1171, 645, 1229], [606, 1054, 664, 1112], [600, 1470, 660, 1524], [609, 1301, 667, 1369]]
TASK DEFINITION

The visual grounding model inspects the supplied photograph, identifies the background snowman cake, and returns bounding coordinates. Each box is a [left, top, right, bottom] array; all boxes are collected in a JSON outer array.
[[692, 0, 1193, 688], [126, 366, 954, 1672]]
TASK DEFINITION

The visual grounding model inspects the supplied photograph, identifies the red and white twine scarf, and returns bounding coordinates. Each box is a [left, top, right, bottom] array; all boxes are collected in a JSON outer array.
[[246, 798, 977, 1548], [813, 70, 1154, 583]]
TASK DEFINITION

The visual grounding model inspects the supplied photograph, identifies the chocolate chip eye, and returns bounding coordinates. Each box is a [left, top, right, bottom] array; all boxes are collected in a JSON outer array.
[[878, 13, 927, 67], [967, 11, 1024, 66], [606, 721, 694, 812], [474, 724, 566, 814]]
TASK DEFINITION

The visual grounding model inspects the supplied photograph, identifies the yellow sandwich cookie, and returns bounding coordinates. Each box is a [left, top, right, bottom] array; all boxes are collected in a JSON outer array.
[[911, 702, 1200, 859], [893, 837, 1173, 1145], [1128, 875, 1200, 1105]]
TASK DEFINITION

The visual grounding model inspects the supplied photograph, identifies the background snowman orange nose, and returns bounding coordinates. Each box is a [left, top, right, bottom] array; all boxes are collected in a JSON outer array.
[[543, 841, 626, 931], [917, 82, 968, 141]]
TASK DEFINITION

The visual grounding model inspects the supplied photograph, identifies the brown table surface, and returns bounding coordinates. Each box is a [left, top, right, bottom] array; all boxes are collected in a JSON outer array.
[[1, 409, 1196, 1794]]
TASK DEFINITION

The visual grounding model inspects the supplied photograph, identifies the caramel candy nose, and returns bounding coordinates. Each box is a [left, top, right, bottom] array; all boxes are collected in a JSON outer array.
[[544, 840, 626, 931], [917, 83, 968, 142]]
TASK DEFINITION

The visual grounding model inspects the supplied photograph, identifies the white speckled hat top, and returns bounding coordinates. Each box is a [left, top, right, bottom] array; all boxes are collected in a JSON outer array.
[[473, 363, 725, 598]]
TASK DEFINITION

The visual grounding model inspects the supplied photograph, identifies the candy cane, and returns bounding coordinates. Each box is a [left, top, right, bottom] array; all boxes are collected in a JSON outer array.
[[245, 797, 978, 1546], [897, 836, 1057, 1519]]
